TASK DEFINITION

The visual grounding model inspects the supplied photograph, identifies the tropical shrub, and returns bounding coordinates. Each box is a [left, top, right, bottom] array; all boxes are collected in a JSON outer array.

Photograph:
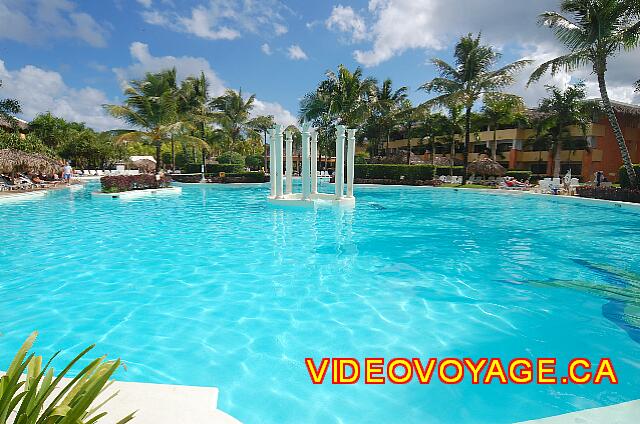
[[244, 154, 263, 170], [184, 163, 244, 174], [217, 151, 244, 164], [355, 153, 367, 164], [619, 164, 640, 189], [576, 186, 640, 204], [225, 171, 267, 183], [355, 164, 463, 181], [100, 174, 171, 193], [0, 131, 49, 154], [506, 170, 532, 181], [0, 331, 134, 423]]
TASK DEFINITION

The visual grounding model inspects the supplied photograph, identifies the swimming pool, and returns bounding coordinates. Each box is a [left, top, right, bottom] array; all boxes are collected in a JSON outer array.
[[1, 182, 639, 423]]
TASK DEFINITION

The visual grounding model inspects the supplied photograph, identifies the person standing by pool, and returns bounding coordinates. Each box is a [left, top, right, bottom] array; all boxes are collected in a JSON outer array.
[[62, 163, 72, 185]]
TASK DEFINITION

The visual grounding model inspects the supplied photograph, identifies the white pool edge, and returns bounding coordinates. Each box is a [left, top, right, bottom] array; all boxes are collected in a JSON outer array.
[[1, 372, 241, 424], [516, 398, 640, 423]]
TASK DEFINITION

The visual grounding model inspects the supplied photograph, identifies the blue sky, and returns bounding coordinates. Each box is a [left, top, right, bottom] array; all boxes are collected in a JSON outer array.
[[1, 0, 639, 131]]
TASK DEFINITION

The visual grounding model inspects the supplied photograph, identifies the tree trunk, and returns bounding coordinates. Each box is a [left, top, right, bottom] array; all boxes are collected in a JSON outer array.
[[386, 130, 390, 156], [171, 137, 176, 171], [155, 141, 161, 174], [492, 125, 498, 161], [263, 130, 268, 172], [462, 107, 472, 184], [553, 142, 561, 178], [597, 69, 637, 187], [407, 138, 411, 164]]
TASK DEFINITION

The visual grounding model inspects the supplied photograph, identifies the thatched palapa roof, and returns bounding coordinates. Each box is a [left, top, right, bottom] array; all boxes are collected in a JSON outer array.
[[0, 149, 62, 174], [467, 156, 506, 177]]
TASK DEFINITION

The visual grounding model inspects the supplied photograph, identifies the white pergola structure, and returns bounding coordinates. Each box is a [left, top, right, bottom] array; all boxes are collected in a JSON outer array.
[[267, 123, 356, 207]]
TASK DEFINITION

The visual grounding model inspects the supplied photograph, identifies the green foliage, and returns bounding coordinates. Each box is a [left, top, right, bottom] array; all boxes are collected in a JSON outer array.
[[0, 130, 48, 154], [620, 164, 640, 188], [184, 163, 244, 174], [217, 151, 244, 164], [244, 154, 263, 170], [355, 164, 463, 181], [225, 171, 267, 182], [355, 153, 367, 164], [506, 170, 532, 181], [0, 331, 134, 424]]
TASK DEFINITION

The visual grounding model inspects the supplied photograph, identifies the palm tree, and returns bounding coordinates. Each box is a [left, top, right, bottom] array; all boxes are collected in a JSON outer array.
[[320, 64, 377, 128], [178, 73, 214, 174], [104, 68, 206, 173], [443, 106, 466, 177], [394, 100, 418, 164], [0, 81, 21, 129], [210, 88, 256, 151], [530, 83, 598, 178], [373, 78, 408, 156], [420, 33, 530, 183], [528, 0, 640, 187], [248, 115, 275, 171], [481, 94, 526, 161]]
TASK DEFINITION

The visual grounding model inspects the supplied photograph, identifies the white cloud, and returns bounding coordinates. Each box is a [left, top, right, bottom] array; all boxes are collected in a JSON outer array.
[[252, 99, 297, 127], [113, 42, 226, 96], [0, 0, 108, 47], [261, 43, 272, 55], [352, 0, 560, 67], [112, 42, 298, 126], [287, 44, 308, 61], [0, 60, 123, 131], [136, 0, 152, 7], [141, 0, 289, 41], [325, 5, 367, 42]]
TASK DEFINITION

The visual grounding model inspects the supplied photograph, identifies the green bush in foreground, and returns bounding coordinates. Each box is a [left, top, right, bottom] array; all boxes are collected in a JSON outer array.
[[619, 164, 640, 188], [0, 331, 134, 424], [354, 164, 464, 181]]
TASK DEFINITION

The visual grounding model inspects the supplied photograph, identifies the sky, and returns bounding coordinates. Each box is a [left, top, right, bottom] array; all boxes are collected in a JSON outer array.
[[0, 0, 639, 131]]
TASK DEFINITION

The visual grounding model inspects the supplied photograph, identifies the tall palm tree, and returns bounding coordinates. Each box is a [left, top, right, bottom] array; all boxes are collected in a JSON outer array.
[[179, 72, 212, 171], [210, 88, 256, 151], [394, 100, 418, 164], [104, 68, 205, 173], [420, 33, 530, 183], [248, 115, 275, 171], [481, 94, 526, 161], [530, 83, 598, 178], [373, 78, 408, 156], [0, 81, 21, 129], [528, 0, 640, 187], [322, 64, 377, 128], [443, 105, 466, 177]]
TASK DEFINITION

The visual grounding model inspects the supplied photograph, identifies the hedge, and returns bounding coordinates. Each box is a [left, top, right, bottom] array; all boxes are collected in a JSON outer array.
[[619, 164, 640, 188], [576, 186, 640, 204], [506, 170, 532, 181], [224, 172, 267, 183], [354, 164, 463, 181], [100, 174, 171, 193], [184, 163, 245, 174]]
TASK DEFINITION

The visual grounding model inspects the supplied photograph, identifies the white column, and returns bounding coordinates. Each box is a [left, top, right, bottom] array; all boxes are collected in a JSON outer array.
[[268, 128, 275, 197], [310, 130, 318, 195], [335, 125, 345, 199], [285, 130, 293, 195], [346, 128, 356, 198], [275, 125, 284, 199], [301, 123, 311, 199]]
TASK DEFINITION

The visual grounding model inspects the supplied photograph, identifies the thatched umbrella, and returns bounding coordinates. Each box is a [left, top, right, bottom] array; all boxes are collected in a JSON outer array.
[[431, 156, 463, 167], [467, 156, 506, 178], [0, 149, 62, 175], [129, 159, 156, 174]]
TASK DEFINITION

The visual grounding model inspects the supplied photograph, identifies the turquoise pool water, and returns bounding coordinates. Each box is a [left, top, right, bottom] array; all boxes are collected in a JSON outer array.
[[1, 182, 639, 423]]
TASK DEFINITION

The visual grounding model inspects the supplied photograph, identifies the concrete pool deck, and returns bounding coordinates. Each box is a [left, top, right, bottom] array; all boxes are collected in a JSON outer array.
[[1, 372, 241, 424], [518, 399, 640, 423]]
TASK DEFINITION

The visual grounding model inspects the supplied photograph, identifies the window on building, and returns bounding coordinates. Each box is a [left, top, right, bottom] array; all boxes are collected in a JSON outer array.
[[497, 143, 512, 153], [561, 163, 582, 176], [473, 144, 490, 154], [530, 163, 547, 174]]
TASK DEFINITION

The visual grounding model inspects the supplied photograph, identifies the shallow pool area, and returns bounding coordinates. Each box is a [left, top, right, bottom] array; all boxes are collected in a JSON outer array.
[[1, 182, 639, 423]]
